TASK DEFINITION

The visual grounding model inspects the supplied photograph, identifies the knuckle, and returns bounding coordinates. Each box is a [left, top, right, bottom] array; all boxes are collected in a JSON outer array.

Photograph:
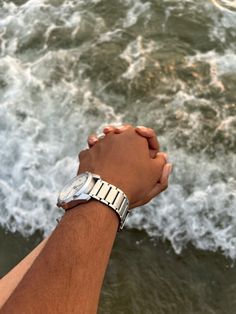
[[149, 128, 156, 135], [146, 127, 156, 136], [156, 153, 167, 165], [88, 134, 97, 142]]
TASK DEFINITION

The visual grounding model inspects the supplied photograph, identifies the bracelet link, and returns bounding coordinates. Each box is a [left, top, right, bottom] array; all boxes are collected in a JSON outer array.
[[89, 179, 130, 230]]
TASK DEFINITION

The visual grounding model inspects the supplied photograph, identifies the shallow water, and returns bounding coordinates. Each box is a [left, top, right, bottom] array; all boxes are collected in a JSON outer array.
[[0, 0, 236, 312]]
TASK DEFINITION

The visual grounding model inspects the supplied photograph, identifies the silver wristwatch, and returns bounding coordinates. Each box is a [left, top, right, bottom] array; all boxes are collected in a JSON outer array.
[[57, 172, 130, 230]]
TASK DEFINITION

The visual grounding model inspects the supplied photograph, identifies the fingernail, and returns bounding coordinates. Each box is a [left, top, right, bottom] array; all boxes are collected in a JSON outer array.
[[163, 153, 168, 161], [156, 152, 168, 162], [89, 136, 98, 143], [167, 164, 173, 176], [103, 126, 111, 131], [136, 125, 145, 130]]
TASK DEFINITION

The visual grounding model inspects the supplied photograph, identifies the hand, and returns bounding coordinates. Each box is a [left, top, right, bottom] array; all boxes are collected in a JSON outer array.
[[86, 124, 172, 208], [78, 126, 172, 209], [87, 124, 160, 158]]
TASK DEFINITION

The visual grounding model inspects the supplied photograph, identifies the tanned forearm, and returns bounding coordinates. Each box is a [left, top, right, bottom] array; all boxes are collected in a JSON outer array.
[[0, 125, 160, 309], [1, 126, 171, 313], [1, 201, 118, 314]]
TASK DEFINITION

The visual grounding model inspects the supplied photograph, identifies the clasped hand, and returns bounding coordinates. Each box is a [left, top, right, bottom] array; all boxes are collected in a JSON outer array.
[[78, 125, 172, 209]]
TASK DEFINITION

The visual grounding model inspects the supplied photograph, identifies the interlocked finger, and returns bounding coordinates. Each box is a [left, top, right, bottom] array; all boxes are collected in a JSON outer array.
[[135, 126, 160, 158], [147, 163, 172, 199], [151, 152, 168, 177], [87, 134, 99, 148], [103, 125, 116, 134], [131, 162, 172, 208]]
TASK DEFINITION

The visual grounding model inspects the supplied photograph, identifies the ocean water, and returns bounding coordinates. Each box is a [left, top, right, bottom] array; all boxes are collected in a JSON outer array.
[[0, 0, 236, 312]]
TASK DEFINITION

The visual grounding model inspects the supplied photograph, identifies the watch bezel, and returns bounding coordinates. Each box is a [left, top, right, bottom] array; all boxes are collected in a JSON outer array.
[[57, 172, 99, 209]]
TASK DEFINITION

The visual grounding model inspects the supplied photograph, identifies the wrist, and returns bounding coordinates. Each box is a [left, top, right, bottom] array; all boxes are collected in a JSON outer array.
[[58, 172, 130, 230], [63, 200, 120, 232]]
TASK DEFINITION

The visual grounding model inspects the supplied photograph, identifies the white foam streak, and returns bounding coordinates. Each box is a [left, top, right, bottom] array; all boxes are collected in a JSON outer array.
[[0, 51, 121, 236], [211, 0, 236, 12], [123, 0, 151, 28], [120, 36, 156, 79], [127, 151, 236, 259]]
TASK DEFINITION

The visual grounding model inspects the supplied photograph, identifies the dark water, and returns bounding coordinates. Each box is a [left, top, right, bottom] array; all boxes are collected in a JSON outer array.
[[0, 227, 42, 277], [1, 0, 236, 312], [1, 227, 236, 313], [101, 231, 236, 314]]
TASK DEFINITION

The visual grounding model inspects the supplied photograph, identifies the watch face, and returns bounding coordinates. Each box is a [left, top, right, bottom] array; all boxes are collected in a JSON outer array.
[[58, 173, 89, 203]]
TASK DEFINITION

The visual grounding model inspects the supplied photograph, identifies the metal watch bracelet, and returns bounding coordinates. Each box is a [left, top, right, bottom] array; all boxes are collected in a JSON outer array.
[[89, 179, 130, 230]]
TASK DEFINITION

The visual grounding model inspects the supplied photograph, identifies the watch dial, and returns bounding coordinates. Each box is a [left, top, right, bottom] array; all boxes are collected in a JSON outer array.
[[59, 173, 88, 202]]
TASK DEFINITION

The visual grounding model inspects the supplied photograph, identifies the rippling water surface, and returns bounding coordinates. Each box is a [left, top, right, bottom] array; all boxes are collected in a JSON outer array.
[[211, 0, 236, 12], [0, 0, 236, 312]]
